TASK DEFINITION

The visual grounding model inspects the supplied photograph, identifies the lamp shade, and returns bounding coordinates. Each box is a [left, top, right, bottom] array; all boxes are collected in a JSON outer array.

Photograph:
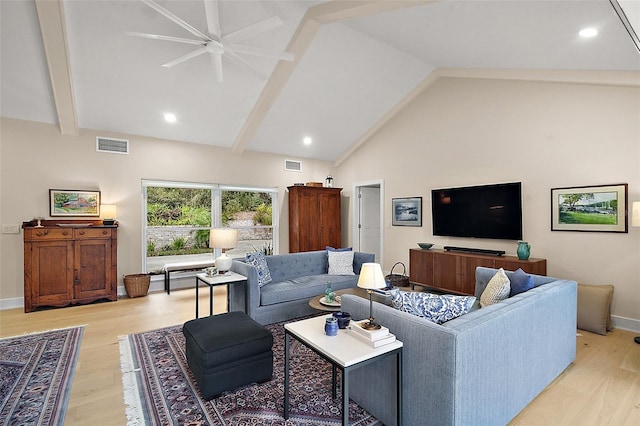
[[357, 263, 386, 290], [209, 228, 238, 249], [101, 204, 117, 219], [632, 201, 640, 227]]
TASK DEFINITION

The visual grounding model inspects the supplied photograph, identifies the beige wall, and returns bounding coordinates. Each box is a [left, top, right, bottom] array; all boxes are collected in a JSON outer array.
[[2, 75, 639, 330], [337, 77, 640, 328], [0, 118, 334, 305]]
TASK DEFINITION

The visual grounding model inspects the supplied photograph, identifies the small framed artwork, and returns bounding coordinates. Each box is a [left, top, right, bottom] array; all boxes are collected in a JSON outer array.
[[392, 197, 422, 226], [551, 184, 628, 233], [49, 189, 101, 217]]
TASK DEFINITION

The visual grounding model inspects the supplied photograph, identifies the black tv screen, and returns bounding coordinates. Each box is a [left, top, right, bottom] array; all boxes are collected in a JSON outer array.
[[431, 182, 523, 240]]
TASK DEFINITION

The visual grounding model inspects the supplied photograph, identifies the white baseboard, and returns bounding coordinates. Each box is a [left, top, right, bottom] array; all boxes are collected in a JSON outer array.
[[0, 297, 24, 311], [611, 315, 640, 333]]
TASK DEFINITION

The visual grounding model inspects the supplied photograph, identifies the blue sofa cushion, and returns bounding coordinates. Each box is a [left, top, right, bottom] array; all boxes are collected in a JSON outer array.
[[389, 288, 476, 324], [328, 250, 355, 275], [260, 274, 357, 306], [326, 246, 352, 251], [510, 268, 535, 296], [480, 268, 511, 307], [245, 252, 272, 287]]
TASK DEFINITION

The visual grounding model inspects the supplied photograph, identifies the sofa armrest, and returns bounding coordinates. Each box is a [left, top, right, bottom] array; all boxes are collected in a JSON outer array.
[[353, 251, 375, 274], [230, 260, 259, 317]]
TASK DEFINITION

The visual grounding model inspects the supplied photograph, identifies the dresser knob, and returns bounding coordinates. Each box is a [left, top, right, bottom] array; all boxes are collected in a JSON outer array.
[[79, 231, 85, 235]]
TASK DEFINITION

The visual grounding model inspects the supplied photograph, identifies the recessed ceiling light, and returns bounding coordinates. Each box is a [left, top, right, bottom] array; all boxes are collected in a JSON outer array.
[[579, 27, 598, 38], [303, 136, 312, 145], [164, 113, 177, 123]]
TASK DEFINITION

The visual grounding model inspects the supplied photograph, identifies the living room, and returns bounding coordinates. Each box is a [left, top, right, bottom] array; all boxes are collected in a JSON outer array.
[[1, 0, 639, 424]]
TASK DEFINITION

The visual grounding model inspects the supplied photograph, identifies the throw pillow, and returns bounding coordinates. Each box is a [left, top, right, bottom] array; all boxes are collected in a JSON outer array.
[[510, 268, 535, 296], [326, 246, 353, 252], [327, 250, 355, 275], [389, 288, 476, 324], [245, 252, 272, 287], [577, 284, 614, 335], [480, 268, 511, 307]]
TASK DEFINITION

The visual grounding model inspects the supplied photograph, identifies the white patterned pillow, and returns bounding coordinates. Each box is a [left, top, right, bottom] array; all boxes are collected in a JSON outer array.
[[327, 250, 355, 275], [245, 252, 272, 287], [389, 289, 476, 324], [480, 268, 511, 307]]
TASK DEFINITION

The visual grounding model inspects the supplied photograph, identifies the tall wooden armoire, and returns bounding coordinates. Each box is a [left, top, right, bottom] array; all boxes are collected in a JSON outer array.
[[288, 186, 342, 252]]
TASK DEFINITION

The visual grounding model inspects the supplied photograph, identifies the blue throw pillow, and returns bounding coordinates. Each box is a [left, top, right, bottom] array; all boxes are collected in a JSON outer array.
[[245, 252, 272, 287], [389, 289, 476, 324], [510, 268, 534, 296], [326, 246, 353, 252]]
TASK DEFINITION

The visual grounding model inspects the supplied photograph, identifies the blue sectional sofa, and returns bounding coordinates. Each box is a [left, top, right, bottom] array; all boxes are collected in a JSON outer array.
[[229, 250, 374, 325], [341, 266, 578, 426]]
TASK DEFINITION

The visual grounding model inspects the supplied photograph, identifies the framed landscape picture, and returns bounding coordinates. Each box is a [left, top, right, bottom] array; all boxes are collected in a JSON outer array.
[[551, 184, 628, 233], [50, 189, 101, 217], [392, 197, 422, 226]]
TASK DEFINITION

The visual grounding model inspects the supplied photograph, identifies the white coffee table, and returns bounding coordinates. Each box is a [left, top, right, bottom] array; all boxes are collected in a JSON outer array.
[[284, 314, 403, 426]]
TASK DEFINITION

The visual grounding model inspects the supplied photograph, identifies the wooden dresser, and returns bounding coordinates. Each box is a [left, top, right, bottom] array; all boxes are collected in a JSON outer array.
[[22, 220, 118, 312], [409, 248, 547, 295], [288, 186, 342, 252]]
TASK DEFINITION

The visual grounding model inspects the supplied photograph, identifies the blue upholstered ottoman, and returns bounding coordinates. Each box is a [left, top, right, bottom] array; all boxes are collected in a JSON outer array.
[[183, 311, 273, 400]]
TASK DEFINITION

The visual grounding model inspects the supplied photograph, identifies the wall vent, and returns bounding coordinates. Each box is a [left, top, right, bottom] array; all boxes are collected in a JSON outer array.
[[284, 159, 302, 172], [96, 137, 129, 154]]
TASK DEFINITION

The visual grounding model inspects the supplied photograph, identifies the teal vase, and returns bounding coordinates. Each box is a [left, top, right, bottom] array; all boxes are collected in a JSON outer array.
[[325, 282, 335, 303], [517, 241, 531, 260]]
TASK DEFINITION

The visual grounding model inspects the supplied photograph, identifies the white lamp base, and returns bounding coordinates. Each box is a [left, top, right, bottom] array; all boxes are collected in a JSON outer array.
[[215, 253, 232, 273]]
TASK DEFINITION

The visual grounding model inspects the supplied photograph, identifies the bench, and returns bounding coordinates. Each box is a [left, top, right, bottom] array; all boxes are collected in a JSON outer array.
[[164, 260, 215, 294]]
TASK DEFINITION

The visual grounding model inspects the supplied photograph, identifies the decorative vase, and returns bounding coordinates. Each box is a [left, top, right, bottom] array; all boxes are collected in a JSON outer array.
[[325, 282, 335, 303], [325, 175, 334, 188], [325, 317, 338, 336], [517, 241, 531, 260]]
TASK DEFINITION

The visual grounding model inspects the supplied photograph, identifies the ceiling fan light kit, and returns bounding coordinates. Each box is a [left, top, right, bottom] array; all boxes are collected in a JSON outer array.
[[128, 0, 294, 83]]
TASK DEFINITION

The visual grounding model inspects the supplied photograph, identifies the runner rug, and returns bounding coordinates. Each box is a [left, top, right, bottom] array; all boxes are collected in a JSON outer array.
[[119, 320, 382, 425], [0, 326, 84, 425]]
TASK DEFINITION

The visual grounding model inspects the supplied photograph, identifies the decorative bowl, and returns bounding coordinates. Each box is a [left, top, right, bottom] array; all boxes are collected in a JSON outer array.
[[332, 311, 351, 329], [417, 242, 434, 250]]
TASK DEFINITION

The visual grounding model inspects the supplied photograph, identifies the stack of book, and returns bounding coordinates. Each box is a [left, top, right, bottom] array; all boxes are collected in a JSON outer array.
[[348, 320, 396, 347]]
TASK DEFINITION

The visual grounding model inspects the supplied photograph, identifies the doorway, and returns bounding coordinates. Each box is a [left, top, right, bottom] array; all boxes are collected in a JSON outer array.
[[353, 180, 384, 265]]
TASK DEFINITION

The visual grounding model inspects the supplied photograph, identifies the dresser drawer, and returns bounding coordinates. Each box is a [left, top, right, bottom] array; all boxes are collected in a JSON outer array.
[[25, 228, 74, 240], [74, 228, 112, 239]]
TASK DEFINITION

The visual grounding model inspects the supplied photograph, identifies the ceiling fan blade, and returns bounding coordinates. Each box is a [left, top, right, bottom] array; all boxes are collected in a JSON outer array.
[[225, 44, 294, 61], [226, 51, 269, 80], [125, 31, 204, 46], [203, 0, 222, 39], [223, 16, 283, 44], [141, 0, 210, 42], [162, 46, 209, 68], [211, 53, 223, 83]]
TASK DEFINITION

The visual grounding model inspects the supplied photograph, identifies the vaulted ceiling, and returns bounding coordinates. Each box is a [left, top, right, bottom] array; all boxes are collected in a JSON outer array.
[[1, 0, 639, 164]]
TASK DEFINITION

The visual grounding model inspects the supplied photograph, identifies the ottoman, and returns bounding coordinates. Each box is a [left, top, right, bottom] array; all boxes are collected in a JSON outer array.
[[183, 311, 273, 400]]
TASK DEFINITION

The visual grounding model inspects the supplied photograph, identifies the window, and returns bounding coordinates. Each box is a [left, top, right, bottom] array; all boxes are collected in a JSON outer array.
[[142, 180, 278, 274]]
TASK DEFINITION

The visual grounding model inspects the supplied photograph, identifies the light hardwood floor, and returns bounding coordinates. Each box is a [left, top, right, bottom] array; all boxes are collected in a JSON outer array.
[[1, 288, 639, 425]]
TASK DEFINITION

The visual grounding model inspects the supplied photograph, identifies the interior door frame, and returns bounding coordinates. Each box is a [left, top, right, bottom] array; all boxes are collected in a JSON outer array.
[[352, 179, 384, 267]]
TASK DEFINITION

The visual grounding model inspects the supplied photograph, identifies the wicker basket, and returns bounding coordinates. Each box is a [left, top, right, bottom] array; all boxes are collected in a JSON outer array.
[[124, 274, 150, 298], [385, 262, 410, 287]]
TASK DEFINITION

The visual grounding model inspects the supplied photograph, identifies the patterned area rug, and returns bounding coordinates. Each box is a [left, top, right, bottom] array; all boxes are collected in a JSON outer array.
[[119, 320, 382, 425], [0, 326, 84, 425]]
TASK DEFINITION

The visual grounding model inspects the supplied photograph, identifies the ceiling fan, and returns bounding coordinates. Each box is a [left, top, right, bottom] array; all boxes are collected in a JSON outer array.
[[126, 0, 294, 82]]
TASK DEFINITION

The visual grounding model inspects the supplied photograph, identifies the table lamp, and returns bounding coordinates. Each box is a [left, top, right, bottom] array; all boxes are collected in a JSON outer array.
[[101, 204, 117, 225], [357, 262, 387, 330], [210, 228, 238, 273]]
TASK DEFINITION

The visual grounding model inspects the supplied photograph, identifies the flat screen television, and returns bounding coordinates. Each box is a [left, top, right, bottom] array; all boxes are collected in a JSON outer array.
[[431, 182, 523, 240]]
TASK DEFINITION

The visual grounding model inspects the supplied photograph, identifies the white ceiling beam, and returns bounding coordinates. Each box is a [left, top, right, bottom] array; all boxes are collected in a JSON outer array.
[[231, 0, 434, 155], [34, 0, 78, 136]]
